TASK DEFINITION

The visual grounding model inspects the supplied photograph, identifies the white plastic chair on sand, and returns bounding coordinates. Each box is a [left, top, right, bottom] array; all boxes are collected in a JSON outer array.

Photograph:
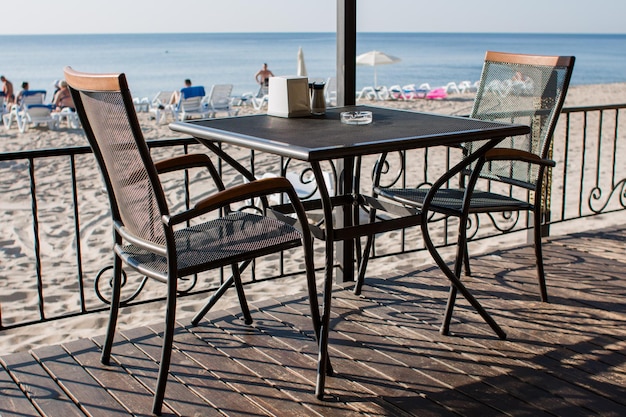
[[325, 77, 337, 106], [458, 80, 478, 94], [356, 85, 389, 101], [172, 86, 210, 121], [148, 91, 175, 124], [52, 107, 81, 129], [3, 90, 47, 130], [17, 104, 57, 133], [0, 93, 7, 117], [444, 81, 461, 94], [387, 85, 406, 100], [133, 97, 150, 112], [205, 84, 239, 118], [240, 85, 268, 110]]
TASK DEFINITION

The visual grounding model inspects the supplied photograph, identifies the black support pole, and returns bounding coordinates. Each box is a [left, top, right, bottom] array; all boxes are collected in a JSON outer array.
[[335, 0, 357, 282], [337, 0, 356, 106]]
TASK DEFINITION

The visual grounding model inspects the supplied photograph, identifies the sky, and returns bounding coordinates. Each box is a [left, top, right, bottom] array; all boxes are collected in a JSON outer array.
[[1, 0, 625, 35]]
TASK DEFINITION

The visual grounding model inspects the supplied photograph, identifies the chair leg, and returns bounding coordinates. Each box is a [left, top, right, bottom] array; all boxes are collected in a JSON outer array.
[[232, 263, 253, 325], [101, 256, 122, 365], [354, 206, 378, 295], [152, 274, 179, 415], [534, 207, 549, 302], [18, 116, 27, 133], [440, 286, 458, 335], [191, 276, 234, 325], [355, 235, 374, 295], [191, 260, 254, 326], [462, 240, 472, 277], [442, 213, 470, 336]]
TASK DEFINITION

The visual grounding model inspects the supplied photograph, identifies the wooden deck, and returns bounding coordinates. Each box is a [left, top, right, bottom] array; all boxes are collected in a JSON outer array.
[[2, 225, 626, 416]]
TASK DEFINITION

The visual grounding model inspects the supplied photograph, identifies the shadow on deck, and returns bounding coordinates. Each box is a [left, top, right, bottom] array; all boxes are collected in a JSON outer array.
[[2, 225, 626, 416]]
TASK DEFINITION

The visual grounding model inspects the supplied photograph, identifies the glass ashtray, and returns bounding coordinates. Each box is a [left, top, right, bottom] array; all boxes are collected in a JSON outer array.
[[340, 111, 373, 125]]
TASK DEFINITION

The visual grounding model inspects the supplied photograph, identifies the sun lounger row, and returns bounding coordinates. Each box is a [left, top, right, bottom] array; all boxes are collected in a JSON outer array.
[[137, 84, 240, 124], [357, 80, 479, 101], [2, 90, 80, 132]]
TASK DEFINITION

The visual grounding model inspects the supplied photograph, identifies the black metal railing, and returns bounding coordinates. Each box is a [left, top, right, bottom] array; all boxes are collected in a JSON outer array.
[[1, 103, 624, 331]]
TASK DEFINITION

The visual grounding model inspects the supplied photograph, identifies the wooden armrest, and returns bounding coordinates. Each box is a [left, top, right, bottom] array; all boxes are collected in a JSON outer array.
[[169, 177, 294, 224], [484, 148, 556, 167], [154, 153, 213, 174]]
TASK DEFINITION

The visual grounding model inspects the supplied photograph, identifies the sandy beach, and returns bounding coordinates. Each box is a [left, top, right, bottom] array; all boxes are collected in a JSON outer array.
[[1, 82, 625, 354]]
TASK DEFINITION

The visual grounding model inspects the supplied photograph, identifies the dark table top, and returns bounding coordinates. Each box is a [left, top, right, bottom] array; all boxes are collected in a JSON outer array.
[[169, 105, 530, 162]]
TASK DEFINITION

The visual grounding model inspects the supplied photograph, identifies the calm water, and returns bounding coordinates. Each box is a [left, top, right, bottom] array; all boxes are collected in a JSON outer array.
[[1, 32, 625, 99]]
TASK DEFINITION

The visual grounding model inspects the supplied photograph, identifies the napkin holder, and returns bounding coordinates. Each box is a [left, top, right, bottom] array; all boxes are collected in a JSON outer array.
[[267, 76, 311, 118]]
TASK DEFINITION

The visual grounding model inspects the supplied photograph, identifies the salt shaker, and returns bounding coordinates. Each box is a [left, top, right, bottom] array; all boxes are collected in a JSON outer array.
[[310, 82, 326, 115]]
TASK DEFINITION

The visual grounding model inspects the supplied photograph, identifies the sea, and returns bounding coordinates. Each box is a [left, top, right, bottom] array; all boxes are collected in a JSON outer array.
[[1, 32, 625, 100]]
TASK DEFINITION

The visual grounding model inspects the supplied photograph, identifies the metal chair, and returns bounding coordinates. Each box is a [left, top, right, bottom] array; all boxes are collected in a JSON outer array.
[[64, 67, 322, 415], [357, 52, 575, 334]]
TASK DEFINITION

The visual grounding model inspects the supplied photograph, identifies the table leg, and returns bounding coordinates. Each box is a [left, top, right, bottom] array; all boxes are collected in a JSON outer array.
[[334, 157, 355, 283], [312, 162, 336, 399]]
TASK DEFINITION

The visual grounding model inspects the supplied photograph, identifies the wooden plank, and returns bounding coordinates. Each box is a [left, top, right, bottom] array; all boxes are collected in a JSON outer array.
[[323, 295, 536, 416], [0, 351, 84, 417], [0, 362, 41, 417], [194, 304, 398, 416], [365, 253, 626, 416], [334, 285, 578, 417], [110, 328, 222, 416], [31, 344, 130, 417], [63, 337, 173, 417], [250, 296, 442, 417], [174, 312, 337, 417], [254, 296, 456, 417], [144, 322, 288, 417]]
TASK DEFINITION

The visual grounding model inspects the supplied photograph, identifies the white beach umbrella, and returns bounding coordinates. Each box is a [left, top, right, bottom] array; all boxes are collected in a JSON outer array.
[[356, 50, 401, 88], [297, 46, 308, 77]]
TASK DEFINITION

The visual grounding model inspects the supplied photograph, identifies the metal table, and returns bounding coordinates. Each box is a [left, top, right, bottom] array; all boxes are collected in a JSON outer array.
[[170, 104, 530, 398]]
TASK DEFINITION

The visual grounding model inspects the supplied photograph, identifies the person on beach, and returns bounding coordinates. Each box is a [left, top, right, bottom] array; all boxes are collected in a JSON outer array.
[[15, 81, 29, 106], [51, 80, 61, 103], [52, 80, 75, 112], [255, 63, 274, 87], [1, 75, 15, 105], [169, 78, 192, 105]]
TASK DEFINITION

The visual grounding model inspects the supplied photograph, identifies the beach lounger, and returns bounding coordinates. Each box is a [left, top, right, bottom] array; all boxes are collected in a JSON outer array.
[[356, 85, 389, 101], [17, 104, 57, 132], [173, 85, 210, 121], [205, 84, 239, 118], [425, 87, 447, 99], [132, 96, 149, 112], [444, 81, 461, 94], [148, 90, 175, 124], [325, 76, 337, 106], [51, 107, 81, 129], [3, 90, 48, 130], [239, 85, 269, 110]]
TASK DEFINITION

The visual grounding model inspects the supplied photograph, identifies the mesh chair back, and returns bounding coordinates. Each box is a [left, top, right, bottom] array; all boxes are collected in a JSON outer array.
[[64, 68, 167, 247], [467, 52, 575, 189]]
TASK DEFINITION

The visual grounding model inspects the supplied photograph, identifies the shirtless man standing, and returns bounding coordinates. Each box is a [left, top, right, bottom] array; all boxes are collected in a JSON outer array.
[[1, 75, 15, 105], [254, 63, 274, 87]]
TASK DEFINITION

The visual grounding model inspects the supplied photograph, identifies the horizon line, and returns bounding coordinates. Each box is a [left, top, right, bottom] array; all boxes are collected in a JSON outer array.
[[1, 31, 625, 37]]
